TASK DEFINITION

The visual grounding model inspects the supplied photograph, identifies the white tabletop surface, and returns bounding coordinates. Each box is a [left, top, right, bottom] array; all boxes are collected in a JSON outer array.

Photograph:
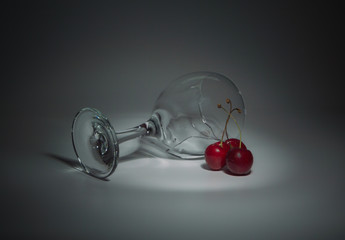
[[2, 112, 344, 239]]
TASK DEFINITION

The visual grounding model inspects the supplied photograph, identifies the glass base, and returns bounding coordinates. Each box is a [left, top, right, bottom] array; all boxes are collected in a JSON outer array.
[[71, 108, 118, 178]]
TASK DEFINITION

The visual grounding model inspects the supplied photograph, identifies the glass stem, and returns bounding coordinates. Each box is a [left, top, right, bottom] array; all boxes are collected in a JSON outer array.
[[116, 119, 157, 144]]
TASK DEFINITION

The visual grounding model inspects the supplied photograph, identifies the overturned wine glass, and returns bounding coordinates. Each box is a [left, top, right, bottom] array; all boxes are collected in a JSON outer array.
[[72, 72, 245, 178]]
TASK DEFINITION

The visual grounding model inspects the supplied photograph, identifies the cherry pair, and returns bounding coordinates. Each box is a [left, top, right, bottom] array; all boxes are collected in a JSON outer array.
[[205, 138, 253, 175], [204, 98, 253, 175]]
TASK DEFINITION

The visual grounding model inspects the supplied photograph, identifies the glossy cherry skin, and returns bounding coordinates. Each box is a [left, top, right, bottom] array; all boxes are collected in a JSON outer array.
[[226, 148, 253, 175], [225, 138, 247, 150], [205, 142, 230, 170]]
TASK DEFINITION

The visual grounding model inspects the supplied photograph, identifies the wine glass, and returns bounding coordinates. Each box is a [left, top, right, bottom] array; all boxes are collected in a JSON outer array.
[[72, 72, 245, 178]]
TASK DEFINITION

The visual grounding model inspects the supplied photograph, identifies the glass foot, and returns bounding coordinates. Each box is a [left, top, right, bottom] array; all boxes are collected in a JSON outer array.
[[72, 108, 118, 178]]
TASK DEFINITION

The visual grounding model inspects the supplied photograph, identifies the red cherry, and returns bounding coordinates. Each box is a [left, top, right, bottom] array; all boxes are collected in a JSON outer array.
[[225, 138, 247, 150], [226, 148, 253, 175], [205, 142, 230, 170]]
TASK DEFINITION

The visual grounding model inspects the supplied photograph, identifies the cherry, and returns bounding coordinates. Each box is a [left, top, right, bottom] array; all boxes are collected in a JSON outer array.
[[225, 138, 247, 150], [226, 148, 253, 175], [204, 97, 253, 175], [205, 142, 230, 170]]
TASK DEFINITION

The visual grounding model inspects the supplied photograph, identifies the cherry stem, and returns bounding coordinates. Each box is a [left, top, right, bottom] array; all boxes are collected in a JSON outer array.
[[226, 99, 232, 139], [218, 99, 243, 149], [230, 108, 241, 114], [220, 109, 231, 147], [230, 115, 242, 148], [219, 106, 229, 139]]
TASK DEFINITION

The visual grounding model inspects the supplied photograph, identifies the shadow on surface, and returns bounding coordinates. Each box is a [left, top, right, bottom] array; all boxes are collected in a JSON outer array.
[[45, 153, 81, 169], [222, 168, 252, 176], [201, 162, 252, 176], [44, 153, 111, 181]]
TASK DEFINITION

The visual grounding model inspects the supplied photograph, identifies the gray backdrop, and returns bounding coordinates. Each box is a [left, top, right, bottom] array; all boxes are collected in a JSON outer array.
[[2, 1, 344, 239]]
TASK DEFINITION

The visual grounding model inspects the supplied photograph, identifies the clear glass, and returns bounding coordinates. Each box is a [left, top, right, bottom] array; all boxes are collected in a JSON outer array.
[[72, 72, 245, 178]]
